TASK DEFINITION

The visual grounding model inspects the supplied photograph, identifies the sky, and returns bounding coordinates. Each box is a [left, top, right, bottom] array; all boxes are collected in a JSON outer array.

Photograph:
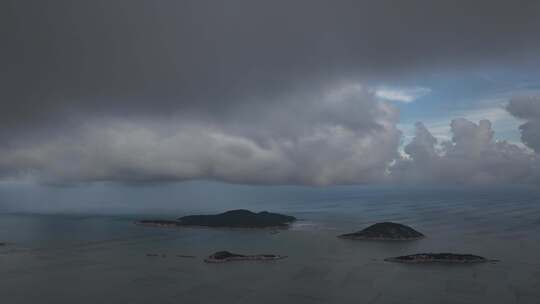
[[2, 0, 540, 203]]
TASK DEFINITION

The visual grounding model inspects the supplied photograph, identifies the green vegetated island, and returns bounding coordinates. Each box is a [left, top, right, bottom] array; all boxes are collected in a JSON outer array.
[[338, 222, 425, 240], [136, 209, 297, 228]]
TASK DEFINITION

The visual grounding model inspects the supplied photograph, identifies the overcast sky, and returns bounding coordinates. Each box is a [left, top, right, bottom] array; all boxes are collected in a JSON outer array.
[[2, 0, 540, 190]]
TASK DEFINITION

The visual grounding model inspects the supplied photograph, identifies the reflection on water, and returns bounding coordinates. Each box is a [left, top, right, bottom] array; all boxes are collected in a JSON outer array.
[[1, 186, 540, 303]]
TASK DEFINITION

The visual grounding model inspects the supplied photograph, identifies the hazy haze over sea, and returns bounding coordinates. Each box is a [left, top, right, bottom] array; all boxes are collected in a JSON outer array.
[[2, 185, 540, 303]]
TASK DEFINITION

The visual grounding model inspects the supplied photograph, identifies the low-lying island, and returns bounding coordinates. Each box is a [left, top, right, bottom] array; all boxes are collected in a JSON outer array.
[[385, 253, 494, 264], [204, 251, 287, 263]]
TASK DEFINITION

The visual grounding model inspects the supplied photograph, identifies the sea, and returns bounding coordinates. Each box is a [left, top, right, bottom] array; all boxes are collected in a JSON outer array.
[[1, 185, 540, 303]]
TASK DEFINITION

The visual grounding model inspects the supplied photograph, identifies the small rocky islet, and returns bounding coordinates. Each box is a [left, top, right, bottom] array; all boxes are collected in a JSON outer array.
[[137, 209, 296, 228], [385, 253, 494, 264], [338, 222, 425, 241], [204, 251, 286, 263]]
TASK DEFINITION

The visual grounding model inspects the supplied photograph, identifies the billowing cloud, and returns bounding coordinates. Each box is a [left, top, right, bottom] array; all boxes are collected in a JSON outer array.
[[393, 118, 538, 185], [2, 90, 540, 186], [0, 85, 401, 185]]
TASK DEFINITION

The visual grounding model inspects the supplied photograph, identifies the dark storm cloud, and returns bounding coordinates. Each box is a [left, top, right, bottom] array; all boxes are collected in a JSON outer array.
[[1, 0, 540, 185], [3, 0, 540, 130], [507, 96, 540, 153]]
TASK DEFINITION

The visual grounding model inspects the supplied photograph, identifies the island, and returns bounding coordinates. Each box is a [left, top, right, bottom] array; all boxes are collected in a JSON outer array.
[[178, 209, 296, 228], [204, 251, 287, 263], [338, 222, 425, 240], [0, 242, 5, 246], [137, 209, 297, 229], [385, 253, 494, 264]]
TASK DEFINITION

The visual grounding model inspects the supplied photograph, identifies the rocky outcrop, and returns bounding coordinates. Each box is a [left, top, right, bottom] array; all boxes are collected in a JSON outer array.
[[385, 253, 494, 264], [204, 251, 286, 263]]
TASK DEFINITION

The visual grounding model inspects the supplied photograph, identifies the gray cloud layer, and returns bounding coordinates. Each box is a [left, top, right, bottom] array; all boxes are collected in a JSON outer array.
[[2, 1, 540, 185], [0, 85, 402, 185], [3, 0, 540, 134], [507, 96, 540, 153], [2, 86, 540, 186]]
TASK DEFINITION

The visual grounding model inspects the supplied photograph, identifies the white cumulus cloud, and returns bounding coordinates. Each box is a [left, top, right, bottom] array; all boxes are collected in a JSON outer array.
[[393, 118, 539, 185]]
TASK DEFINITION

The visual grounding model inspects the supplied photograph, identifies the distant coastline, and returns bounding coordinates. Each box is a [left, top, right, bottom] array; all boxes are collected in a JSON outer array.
[[135, 219, 180, 228]]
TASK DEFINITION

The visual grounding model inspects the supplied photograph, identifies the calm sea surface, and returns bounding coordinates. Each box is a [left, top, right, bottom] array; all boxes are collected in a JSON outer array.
[[1, 186, 540, 303]]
